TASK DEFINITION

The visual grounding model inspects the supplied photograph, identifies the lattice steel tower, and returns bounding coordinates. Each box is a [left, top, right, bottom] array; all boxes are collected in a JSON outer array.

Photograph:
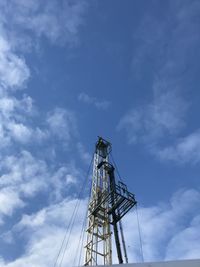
[[84, 137, 137, 266]]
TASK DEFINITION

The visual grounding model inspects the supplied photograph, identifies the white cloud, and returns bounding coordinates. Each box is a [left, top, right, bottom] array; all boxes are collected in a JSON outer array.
[[47, 107, 77, 144], [0, 150, 82, 224], [0, 150, 48, 194], [0, 198, 88, 267], [0, 188, 25, 219], [0, 124, 11, 148], [0, 0, 88, 149], [0, 92, 48, 148], [158, 130, 200, 164], [165, 215, 200, 260], [0, 94, 33, 118], [0, 35, 30, 90], [0, 189, 199, 266], [51, 163, 80, 201], [0, 151, 48, 223], [7, 122, 32, 143], [78, 92, 111, 110], [0, 1, 90, 264], [118, 90, 187, 145], [0, 22, 37, 150], [123, 189, 200, 262], [77, 142, 91, 164], [0, 96, 16, 116], [0, 0, 88, 47]]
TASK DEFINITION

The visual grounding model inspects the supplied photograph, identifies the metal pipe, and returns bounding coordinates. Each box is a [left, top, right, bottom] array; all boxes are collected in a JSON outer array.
[[108, 165, 123, 264]]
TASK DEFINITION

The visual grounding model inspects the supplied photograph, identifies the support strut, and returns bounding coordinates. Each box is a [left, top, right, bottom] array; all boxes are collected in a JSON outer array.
[[106, 164, 123, 264]]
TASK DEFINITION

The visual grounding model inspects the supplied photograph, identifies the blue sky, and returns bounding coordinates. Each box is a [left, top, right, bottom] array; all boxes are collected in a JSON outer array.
[[0, 0, 200, 266]]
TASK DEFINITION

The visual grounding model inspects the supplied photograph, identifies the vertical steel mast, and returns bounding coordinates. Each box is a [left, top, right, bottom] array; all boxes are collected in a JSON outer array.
[[84, 137, 137, 266], [84, 137, 112, 266]]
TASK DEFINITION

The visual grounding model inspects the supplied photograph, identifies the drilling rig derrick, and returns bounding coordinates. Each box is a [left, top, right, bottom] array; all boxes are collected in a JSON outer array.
[[84, 137, 137, 266]]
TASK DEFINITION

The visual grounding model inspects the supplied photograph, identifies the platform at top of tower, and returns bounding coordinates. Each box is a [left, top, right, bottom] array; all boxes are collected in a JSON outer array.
[[87, 259, 200, 267]]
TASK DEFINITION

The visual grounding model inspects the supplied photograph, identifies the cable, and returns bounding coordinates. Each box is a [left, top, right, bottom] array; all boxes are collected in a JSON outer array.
[[58, 154, 94, 267], [58, 197, 82, 267], [77, 154, 95, 266], [77, 164, 94, 266], [136, 204, 144, 262], [75, 199, 88, 267], [53, 153, 94, 267], [53, 192, 80, 267], [119, 219, 128, 263], [110, 152, 123, 182], [111, 152, 143, 263]]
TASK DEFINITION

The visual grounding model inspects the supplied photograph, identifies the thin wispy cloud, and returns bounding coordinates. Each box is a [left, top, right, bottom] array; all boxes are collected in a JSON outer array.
[[77, 142, 91, 163], [118, 0, 200, 164], [158, 130, 200, 164], [0, 0, 88, 47], [47, 107, 77, 145], [78, 92, 111, 110], [118, 90, 187, 145]]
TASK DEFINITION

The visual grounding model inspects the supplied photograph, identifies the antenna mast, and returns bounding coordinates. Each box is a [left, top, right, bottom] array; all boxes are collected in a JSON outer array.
[[84, 137, 137, 265]]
